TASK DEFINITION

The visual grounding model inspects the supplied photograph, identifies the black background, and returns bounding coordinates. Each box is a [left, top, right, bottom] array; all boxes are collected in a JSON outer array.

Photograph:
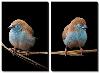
[[51, 2, 98, 71], [2, 2, 49, 71]]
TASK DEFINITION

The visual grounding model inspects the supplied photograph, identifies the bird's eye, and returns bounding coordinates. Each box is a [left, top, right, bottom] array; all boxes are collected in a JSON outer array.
[[12, 25, 15, 28], [15, 25, 19, 28], [79, 24, 83, 28], [80, 25, 83, 27]]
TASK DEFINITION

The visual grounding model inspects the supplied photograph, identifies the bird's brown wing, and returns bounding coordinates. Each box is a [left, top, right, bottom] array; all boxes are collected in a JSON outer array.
[[62, 25, 69, 40], [23, 25, 33, 35]]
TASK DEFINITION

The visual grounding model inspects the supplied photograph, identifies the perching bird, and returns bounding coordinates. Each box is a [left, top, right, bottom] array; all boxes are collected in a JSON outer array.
[[62, 17, 87, 55], [8, 19, 36, 53]]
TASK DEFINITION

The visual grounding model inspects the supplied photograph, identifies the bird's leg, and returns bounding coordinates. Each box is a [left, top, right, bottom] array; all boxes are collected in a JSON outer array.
[[80, 47, 83, 55], [65, 46, 67, 56]]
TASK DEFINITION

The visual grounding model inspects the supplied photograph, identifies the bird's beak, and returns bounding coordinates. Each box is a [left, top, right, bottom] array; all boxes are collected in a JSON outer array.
[[82, 25, 87, 29], [82, 25, 87, 30], [8, 25, 13, 29]]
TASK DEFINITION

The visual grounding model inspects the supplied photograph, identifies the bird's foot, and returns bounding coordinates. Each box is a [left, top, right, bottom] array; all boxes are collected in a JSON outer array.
[[16, 50, 30, 56]]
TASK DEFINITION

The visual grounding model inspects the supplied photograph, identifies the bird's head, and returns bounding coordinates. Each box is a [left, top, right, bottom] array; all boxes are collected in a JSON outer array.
[[69, 17, 87, 31], [8, 23, 22, 32], [75, 23, 87, 31], [8, 19, 33, 34]]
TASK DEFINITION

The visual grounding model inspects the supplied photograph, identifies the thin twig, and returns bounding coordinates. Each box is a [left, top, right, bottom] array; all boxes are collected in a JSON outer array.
[[17, 51, 48, 55], [2, 42, 48, 70], [29, 52, 48, 54], [51, 49, 97, 56]]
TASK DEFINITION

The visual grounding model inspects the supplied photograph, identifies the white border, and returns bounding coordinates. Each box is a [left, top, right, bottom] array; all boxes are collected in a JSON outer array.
[[0, 1, 2, 73], [49, 1, 51, 72], [0, 0, 99, 73]]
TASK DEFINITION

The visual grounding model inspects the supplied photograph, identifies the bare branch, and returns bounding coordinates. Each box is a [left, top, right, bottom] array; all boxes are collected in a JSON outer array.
[[17, 51, 48, 56], [51, 49, 97, 56]]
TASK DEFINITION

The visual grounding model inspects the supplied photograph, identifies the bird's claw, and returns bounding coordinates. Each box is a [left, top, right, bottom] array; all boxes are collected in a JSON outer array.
[[8, 48, 16, 56], [17, 50, 30, 56]]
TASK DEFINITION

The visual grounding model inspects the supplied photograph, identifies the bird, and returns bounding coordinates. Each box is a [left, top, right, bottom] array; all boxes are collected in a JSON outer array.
[[62, 17, 87, 56], [8, 19, 36, 55]]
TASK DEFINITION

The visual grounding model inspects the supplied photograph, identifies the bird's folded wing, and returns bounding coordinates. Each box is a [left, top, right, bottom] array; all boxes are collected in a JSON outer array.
[[62, 25, 69, 40]]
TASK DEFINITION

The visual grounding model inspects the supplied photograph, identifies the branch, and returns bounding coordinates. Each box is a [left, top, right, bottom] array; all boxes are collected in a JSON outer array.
[[51, 49, 97, 56], [1, 42, 48, 70], [17, 51, 48, 55]]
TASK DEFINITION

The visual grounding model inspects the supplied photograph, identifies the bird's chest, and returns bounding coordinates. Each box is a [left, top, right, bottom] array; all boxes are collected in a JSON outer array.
[[63, 30, 87, 48], [9, 30, 27, 46], [76, 30, 87, 42], [9, 29, 35, 50], [9, 30, 23, 41]]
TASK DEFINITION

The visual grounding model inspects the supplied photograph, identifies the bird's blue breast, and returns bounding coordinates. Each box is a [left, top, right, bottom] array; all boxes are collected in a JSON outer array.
[[9, 29, 35, 50], [63, 30, 87, 48]]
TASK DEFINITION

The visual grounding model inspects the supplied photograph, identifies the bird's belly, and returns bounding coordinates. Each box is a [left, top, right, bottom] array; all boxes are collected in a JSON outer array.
[[77, 31, 87, 47], [9, 30, 35, 50], [63, 31, 87, 48], [9, 31, 19, 48]]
